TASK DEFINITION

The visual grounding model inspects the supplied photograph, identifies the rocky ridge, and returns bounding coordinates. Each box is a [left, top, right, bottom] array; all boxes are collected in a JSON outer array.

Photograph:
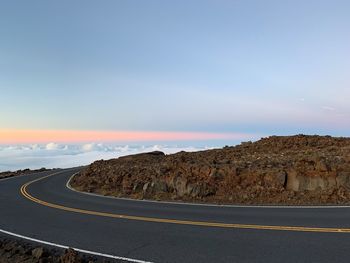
[[71, 135, 350, 205]]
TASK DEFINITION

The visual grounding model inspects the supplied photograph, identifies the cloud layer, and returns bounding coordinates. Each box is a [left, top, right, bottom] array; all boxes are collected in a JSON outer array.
[[0, 143, 211, 172]]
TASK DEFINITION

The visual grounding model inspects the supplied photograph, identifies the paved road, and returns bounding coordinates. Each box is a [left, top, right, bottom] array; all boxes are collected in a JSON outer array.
[[1, 168, 350, 263]]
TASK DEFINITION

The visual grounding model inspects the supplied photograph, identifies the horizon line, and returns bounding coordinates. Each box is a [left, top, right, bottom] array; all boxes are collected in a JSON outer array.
[[0, 129, 258, 144]]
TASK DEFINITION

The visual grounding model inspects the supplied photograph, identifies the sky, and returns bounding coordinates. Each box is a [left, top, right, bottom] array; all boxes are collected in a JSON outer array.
[[0, 1, 349, 170]]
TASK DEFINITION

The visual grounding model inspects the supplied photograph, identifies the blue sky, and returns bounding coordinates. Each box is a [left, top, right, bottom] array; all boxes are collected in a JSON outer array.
[[1, 0, 350, 138]]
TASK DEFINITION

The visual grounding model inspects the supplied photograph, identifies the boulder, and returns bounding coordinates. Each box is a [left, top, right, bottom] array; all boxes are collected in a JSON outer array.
[[336, 172, 350, 189], [32, 247, 44, 259], [174, 177, 188, 197]]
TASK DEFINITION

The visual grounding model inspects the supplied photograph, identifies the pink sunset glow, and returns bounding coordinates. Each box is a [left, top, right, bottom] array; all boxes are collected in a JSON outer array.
[[0, 129, 255, 144]]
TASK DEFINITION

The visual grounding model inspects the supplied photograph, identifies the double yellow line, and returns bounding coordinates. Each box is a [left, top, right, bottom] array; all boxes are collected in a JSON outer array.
[[20, 171, 350, 233]]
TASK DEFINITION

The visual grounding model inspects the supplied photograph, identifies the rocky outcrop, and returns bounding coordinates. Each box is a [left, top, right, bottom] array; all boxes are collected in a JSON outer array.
[[71, 135, 350, 205], [0, 238, 116, 262], [0, 168, 49, 180]]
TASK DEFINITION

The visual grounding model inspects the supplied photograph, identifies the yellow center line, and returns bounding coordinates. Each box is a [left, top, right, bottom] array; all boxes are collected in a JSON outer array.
[[20, 171, 350, 233]]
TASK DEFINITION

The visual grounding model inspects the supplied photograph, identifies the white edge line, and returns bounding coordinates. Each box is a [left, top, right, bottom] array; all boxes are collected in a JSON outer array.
[[66, 172, 350, 209], [0, 229, 154, 263]]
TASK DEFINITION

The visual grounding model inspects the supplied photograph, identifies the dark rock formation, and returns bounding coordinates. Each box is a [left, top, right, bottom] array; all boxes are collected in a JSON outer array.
[[0, 168, 49, 180], [0, 238, 117, 262], [71, 135, 350, 205]]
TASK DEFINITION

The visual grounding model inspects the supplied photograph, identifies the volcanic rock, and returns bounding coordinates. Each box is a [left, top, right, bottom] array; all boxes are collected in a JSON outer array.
[[0, 238, 117, 262], [71, 135, 350, 205]]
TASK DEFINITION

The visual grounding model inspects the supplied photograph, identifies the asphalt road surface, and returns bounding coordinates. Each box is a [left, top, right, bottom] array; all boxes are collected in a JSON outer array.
[[1, 168, 350, 263]]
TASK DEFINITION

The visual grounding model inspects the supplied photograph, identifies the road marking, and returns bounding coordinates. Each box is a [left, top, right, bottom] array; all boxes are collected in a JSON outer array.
[[20, 172, 350, 233], [66, 173, 350, 209], [0, 228, 154, 263]]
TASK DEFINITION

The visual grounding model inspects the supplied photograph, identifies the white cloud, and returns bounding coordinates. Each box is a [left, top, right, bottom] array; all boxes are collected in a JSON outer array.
[[45, 142, 59, 150], [0, 143, 213, 172], [81, 143, 96, 152]]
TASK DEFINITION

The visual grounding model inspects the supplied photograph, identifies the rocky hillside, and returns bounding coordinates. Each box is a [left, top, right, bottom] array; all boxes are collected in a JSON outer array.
[[71, 135, 350, 205]]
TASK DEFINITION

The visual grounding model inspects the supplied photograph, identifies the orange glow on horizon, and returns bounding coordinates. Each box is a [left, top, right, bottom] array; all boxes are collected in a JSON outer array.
[[0, 129, 254, 144]]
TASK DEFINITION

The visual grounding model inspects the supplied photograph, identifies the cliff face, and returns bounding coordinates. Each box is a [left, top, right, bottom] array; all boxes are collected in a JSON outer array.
[[70, 135, 350, 205]]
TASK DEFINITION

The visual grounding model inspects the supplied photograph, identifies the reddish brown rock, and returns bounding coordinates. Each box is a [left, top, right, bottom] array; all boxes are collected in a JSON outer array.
[[0, 168, 49, 180], [71, 135, 350, 205], [0, 238, 115, 262], [60, 248, 81, 263]]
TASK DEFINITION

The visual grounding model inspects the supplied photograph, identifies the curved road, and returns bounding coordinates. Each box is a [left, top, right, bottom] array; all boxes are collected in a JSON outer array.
[[1, 168, 350, 262]]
